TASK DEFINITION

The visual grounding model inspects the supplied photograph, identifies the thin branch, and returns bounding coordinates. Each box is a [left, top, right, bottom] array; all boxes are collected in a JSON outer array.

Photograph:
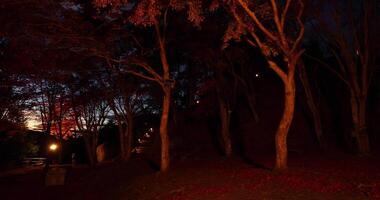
[[270, 0, 288, 49], [281, 0, 292, 29], [267, 60, 288, 83], [236, 0, 277, 41], [129, 61, 163, 81], [290, 0, 305, 55], [231, 9, 265, 51], [125, 70, 163, 88], [329, 47, 347, 76], [304, 53, 350, 87]]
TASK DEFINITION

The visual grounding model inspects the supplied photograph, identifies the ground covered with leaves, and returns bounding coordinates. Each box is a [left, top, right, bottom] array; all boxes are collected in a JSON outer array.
[[0, 152, 379, 200]]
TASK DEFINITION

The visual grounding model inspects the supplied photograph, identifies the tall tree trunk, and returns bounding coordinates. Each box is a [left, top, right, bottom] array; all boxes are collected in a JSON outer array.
[[217, 93, 232, 156], [111, 104, 126, 159], [275, 76, 296, 171], [58, 121, 63, 164], [84, 134, 95, 166], [160, 87, 171, 172], [350, 92, 370, 154], [46, 121, 52, 136], [124, 115, 134, 160], [155, 21, 172, 172], [93, 131, 98, 162], [297, 62, 325, 150], [246, 92, 259, 122], [117, 121, 125, 159]]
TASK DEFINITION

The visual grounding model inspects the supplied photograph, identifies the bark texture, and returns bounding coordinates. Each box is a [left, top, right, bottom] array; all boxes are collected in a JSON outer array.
[[275, 75, 296, 171]]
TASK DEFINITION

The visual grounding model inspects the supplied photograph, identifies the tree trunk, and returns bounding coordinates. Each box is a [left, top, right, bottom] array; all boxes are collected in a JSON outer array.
[[246, 92, 259, 122], [58, 121, 63, 164], [93, 131, 98, 163], [124, 116, 134, 160], [297, 62, 325, 150], [117, 121, 125, 159], [218, 94, 232, 156], [275, 77, 296, 171], [84, 134, 95, 166], [350, 92, 370, 154], [111, 104, 127, 160], [159, 87, 171, 172], [46, 121, 52, 136]]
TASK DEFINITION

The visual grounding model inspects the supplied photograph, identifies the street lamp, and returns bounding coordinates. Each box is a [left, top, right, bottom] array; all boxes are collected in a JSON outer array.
[[45, 142, 65, 186], [49, 143, 58, 152]]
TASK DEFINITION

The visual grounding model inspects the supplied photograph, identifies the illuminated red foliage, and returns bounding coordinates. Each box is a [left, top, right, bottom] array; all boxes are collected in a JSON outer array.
[[93, 0, 205, 27]]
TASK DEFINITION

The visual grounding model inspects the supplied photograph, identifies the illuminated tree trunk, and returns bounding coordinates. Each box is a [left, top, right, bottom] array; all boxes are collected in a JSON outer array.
[[350, 91, 370, 154], [275, 76, 296, 171], [298, 62, 325, 149], [227, 0, 305, 171], [160, 87, 171, 172], [156, 21, 172, 172], [217, 93, 232, 156]]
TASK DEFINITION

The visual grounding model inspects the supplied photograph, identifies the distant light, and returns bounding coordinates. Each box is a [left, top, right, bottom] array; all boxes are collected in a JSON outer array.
[[196, 100, 200, 104], [49, 143, 58, 151], [356, 49, 359, 55], [145, 133, 150, 138], [138, 139, 142, 143], [255, 73, 260, 78], [149, 128, 153, 132]]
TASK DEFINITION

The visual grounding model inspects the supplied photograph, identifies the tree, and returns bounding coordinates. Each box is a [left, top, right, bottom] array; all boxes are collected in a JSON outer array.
[[310, 0, 376, 153], [34, 79, 59, 136], [72, 96, 110, 165], [194, 50, 238, 157], [0, 73, 27, 127], [0, 36, 27, 128], [108, 74, 158, 161], [93, 0, 205, 172], [52, 90, 76, 163], [222, 0, 305, 170], [296, 60, 325, 150], [66, 65, 111, 165]]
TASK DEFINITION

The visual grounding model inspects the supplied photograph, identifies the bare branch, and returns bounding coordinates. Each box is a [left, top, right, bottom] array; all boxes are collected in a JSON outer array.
[[281, 0, 292, 29], [290, 0, 305, 55], [236, 0, 277, 41], [125, 70, 164, 88], [304, 53, 350, 87], [270, 0, 288, 49], [267, 60, 288, 83]]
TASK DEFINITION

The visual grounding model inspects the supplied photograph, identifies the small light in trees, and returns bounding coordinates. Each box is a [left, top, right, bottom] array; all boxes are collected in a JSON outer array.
[[145, 133, 150, 138], [149, 128, 153, 132], [196, 100, 200, 104], [255, 73, 260, 78], [49, 143, 58, 151], [356, 49, 359, 55]]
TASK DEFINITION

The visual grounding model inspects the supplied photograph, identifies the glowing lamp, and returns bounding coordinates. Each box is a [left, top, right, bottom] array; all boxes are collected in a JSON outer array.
[[49, 143, 58, 151]]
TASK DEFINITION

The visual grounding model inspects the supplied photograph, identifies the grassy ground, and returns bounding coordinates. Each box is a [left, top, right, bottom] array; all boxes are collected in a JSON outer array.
[[0, 153, 379, 200]]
